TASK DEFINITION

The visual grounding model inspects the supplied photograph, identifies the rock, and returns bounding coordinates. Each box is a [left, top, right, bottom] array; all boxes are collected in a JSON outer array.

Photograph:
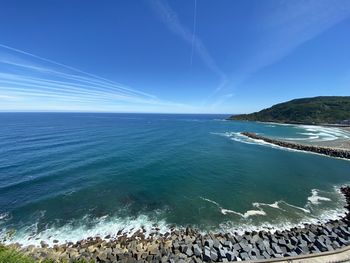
[[185, 246, 193, 257], [226, 251, 236, 261], [222, 240, 232, 249], [210, 247, 218, 261], [315, 239, 327, 252], [271, 243, 283, 254], [239, 252, 250, 261], [148, 243, 159, 255], [193, 244, 202, 257], [290, 236, 298, 246], [232, 243, 241, 252], [337, 236, 350, 246], [218, 247, 226, 259], [250, 234, 260, 244], [204, 240, 213, 248], [203, 247, 211, 262], [262, 251, 270, 259], [295, 245, 308, 255], [301, 234, 312, 244], [213, 239, 221, 250], [40, 241, 48, 248]]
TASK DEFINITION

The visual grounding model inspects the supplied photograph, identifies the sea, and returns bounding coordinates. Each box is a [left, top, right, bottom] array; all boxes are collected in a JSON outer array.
[[0, 113, 350, 246]]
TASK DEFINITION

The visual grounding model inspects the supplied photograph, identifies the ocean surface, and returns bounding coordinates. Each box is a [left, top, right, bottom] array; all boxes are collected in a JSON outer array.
[[1, 113, 350, 246]]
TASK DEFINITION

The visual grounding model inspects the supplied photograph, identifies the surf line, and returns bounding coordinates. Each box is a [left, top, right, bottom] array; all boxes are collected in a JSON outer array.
[[199, 197, 266, 218], [241, 132, 350, 160]]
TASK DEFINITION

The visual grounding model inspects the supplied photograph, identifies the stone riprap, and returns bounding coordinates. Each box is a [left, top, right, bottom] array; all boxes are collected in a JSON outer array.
[[241, 132, 350, 160], [2, 187, 350, 262]]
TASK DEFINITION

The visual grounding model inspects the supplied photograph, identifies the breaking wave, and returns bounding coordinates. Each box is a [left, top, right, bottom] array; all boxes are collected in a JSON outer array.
[[1, 188, 346, 247], [307, 189, 331, 205], [286, 125, 350, 142], [1, 213, 170, 247], [211, 131, 303, 153], [200, 187, 346, 233]]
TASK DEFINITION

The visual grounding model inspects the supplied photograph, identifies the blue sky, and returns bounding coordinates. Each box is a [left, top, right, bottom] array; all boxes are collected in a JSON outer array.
[[0, 0, 350, 113]]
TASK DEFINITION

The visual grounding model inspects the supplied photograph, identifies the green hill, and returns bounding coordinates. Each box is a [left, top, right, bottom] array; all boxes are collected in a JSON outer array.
[[229, 96, 350, 125]]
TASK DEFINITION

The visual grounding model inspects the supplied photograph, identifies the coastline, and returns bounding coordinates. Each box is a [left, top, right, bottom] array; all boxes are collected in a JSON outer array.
[[2, 187, 350, 262], [240, 132, 350, 160], [255, 121, 350, 151]]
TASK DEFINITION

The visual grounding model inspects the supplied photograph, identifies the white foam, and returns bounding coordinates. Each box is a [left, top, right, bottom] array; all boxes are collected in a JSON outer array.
[[212, 131, 350, 162], [0, 212, 10, 221], [217, 207, 346, 236], [2, 188, 347, 247], [212, 132, 304, 152], [200, 197, 267, 218], [199, 197, 220, 206], [279, 201, 311, 214], [293, 126, 350, 142], [307, 189, 331, 205], [253, 201, 284, 210], [2, 214, 170, 247]]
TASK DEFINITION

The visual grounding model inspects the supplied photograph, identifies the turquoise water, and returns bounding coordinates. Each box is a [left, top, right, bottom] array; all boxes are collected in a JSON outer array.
[[0, 113, 349, 245]]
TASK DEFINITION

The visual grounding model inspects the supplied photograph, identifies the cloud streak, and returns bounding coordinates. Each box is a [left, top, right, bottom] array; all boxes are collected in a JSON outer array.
[[0, 44, 192, 112], [190, 0, 197, 66], [149, 0, 226, 82], [209, 0, 350, 108]]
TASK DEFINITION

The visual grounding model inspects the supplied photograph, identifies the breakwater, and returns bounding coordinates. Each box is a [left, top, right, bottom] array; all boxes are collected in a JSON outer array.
[[241, 132, 350, 160], [3, 187, 350, 262]]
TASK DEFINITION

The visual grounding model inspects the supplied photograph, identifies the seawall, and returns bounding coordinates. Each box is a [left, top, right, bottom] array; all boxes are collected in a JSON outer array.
[[241, 132, 350, 160]]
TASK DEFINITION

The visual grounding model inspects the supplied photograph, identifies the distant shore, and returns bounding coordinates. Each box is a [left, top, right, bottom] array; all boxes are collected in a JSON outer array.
[[2, 187, 350, 262], [241, 132, 350, 160], [240, 120, 350, 151]]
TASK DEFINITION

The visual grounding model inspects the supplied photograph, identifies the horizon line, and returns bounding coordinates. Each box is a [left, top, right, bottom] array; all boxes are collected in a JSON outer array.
[[0, 110, 234, 115]]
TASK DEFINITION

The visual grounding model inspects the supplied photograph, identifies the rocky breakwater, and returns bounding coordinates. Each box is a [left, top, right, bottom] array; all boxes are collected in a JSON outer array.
[[3, 187, 350, 262], [241, 132, 350, 160]]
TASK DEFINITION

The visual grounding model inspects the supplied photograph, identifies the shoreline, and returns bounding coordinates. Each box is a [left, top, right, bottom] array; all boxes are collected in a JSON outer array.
[[241, 132, 350, 160], [2, 188, 350, 262]]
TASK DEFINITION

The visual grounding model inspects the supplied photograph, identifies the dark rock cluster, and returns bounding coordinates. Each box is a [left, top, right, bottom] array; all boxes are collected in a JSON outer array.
[[241, 132, 350, 159]]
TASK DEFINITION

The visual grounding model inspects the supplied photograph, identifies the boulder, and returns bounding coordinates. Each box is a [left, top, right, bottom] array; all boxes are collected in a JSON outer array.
[[193, 244, 202, 257], [225, 251, 236, 261], [203, 247, 211, 262], [204, 239, 214, 248], [210, 247, 218, 261]]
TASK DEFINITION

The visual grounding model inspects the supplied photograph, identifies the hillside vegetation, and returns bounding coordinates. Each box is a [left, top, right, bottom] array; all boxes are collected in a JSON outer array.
[[229, 96, 350, 125]]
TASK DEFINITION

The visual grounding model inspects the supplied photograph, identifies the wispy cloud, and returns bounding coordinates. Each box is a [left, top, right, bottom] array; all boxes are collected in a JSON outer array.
[[190, 0, 197, 66], [149, 0, 227, 82], [210, 0, 350, 108], [0, 44, 194, 112]]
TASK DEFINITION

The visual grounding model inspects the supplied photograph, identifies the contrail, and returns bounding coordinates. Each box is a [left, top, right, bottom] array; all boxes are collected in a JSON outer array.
[[0, 43, 157, 100], [0, 44, 192, 110], [190, 0, 197, 66]]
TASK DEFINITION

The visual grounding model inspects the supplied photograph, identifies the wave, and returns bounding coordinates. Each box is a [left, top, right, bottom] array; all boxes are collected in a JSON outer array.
[[212, 132, 303, 153], [307, 189, 331, 205], [0, 212, 10, 222], [200, 187, 340, 220], [205, 187, 346, 235], [1, 213, 170, 247], [212, 131, 350, 161], [200, 197, 266, 218], [218, 207, 346, 235], [2, 188, 346, 247], [289, 125, 350, 142]]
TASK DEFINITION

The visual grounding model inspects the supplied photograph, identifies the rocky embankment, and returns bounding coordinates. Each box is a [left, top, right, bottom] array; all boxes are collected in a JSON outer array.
[[2, 187, 350, 262], [241, 132, 350, 160]]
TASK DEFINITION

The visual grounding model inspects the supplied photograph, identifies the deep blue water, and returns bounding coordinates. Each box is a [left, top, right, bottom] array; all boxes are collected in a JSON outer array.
[[0, 113, 349, 245]]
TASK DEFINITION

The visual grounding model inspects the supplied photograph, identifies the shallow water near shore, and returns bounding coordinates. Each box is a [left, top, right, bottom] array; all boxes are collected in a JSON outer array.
[[1, 113, 350, 246]]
